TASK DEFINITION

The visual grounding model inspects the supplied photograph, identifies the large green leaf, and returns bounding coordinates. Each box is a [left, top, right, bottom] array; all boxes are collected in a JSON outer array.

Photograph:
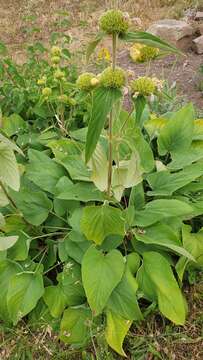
[[0, 235, 18, 251], [81, 204, 125, 245], [176, 225, 203, 281], [57, 262, 85, 305], [7, 232, 31, 261], [147, 162, 203, 196], [121, 31, 180, 53], [43, 285, 68, 318], [134, 223, 194, 260], [85, 87, 122, 162], [0, 260, 21, 321], [105, 310, 132, 357], [7, 272, 44, 324], [182, 225, 203, 266], [26, 149, 66, 193], [133, 199, 193, 227], [137, 252, 186, 325], [47, 138, 80, 160], [112, 151, 143, 201], [57, 181, 106, 202], [82, 246, 125, 315], [0, 142, 20, 191], [2, 113, 28, 137], [88, 142, 108, 191], [58, 231, 91, 264], [60, 307, 92, 346], [58, 155, 91, 181], [107, 267, 143, 321], [0, 186, 9, 206], [125, 127, 154, 173], [158, 104, 195, 156], [11, 188, 52, 226], [168, 142, 203, 170]]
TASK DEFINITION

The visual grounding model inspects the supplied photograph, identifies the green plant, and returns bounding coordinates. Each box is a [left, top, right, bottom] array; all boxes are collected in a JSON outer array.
[[0, 6, 203, 359]]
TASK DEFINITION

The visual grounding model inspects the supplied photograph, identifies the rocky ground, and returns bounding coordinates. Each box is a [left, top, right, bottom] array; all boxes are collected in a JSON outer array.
[[0, 0, 203, 109]]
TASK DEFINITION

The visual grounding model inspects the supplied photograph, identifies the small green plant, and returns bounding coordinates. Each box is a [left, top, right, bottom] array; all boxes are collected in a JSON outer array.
[[0, 5, 203, 359]]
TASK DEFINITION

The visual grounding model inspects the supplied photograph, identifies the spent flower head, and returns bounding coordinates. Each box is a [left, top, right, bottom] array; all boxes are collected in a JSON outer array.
[[100, 67, 126, 89], [99, 9, 129, 35], [76, 72, 97, 91], [130, 44, 159, 63]]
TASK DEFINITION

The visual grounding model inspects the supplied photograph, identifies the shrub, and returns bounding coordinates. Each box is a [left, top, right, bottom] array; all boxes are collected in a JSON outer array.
[[0, 7, 202, 358]]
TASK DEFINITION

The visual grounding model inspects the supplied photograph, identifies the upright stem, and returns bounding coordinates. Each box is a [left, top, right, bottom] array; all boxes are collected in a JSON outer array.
[[107, 33, 117, 197]]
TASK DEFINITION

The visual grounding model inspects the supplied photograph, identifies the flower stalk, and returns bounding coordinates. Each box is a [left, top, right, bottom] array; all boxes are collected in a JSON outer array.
[[107, 33, 117, 197]]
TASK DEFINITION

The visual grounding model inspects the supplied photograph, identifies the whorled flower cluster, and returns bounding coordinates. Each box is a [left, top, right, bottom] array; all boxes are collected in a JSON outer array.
[[99, 67, 126, 88], [99, 9, 129, 35], [76, 73, 99, 91], [131, 76, 164, 97]]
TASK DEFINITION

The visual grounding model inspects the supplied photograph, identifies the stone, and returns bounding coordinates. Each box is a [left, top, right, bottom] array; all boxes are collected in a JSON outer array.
[[198, 24, 203, 35], [147, 19, 194, 48], [195, 11, 203, 21], [193, 35, 203, 54]]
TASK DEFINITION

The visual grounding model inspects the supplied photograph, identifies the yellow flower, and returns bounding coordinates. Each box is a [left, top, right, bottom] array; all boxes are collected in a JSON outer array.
[[97, 48, 111, 62], [130, 44, 159, 63]]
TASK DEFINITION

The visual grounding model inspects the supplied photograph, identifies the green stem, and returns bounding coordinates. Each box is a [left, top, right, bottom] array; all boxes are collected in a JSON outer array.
[[107, 33, 117, 197]]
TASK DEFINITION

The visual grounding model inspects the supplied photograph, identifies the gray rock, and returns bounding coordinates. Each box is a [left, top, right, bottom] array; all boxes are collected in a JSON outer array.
[[195, 11, 203, 21], [147, 19, 193, 46], [193, 35, 203, 54]]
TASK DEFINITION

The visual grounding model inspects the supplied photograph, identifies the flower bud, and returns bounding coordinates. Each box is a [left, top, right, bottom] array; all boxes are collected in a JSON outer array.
[[90, 78, 100, 87], [76, 72, 96, 91]]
